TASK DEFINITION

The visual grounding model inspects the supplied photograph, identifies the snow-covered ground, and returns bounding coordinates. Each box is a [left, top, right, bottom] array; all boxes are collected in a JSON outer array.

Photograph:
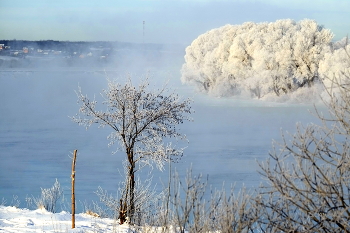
[[0, 205, 128, 233], [0, 206, 185, 233]]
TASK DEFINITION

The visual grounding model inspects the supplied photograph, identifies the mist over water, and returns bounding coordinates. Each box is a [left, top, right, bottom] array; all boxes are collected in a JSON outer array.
[[0, 49, 319, 212]]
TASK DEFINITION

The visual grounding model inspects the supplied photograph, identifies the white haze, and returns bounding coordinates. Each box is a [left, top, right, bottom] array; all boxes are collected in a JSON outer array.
[[0, 44, 322, 215], [3, 18, 343, 215]]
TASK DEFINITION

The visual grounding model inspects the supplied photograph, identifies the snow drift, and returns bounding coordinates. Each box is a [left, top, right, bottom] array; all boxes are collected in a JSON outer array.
[[181, 19, 340, 100]]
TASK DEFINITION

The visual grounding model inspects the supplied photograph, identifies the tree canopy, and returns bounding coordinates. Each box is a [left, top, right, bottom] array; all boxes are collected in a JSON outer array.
[[72, 76, 192, 223], [181, 19, 335, 99]]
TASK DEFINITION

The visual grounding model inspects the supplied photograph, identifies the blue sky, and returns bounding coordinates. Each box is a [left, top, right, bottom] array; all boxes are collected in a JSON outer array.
[[0, 0, 349, 44]]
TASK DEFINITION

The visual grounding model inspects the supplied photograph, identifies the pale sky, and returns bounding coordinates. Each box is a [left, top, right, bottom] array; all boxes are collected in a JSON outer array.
[[0, 0, 349, 45]]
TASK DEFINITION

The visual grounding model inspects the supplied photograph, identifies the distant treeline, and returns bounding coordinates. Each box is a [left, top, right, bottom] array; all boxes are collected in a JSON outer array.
[[0, 39, 185, 69], [0, 40, 164, 51]]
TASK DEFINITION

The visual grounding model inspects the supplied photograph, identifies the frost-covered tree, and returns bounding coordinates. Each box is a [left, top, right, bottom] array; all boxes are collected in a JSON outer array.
[[72, 76, 192, 223], [181, 19, 333, 99], [332, 36, 349, 50], [255, 54, 350, 231], [320, 43, 350, 94]]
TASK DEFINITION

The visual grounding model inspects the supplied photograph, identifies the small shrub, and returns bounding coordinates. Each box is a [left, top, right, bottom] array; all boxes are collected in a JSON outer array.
[[26, 179, 63, 213]]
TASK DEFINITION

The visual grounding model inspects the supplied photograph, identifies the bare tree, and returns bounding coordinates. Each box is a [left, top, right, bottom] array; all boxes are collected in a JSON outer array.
[[256, 50, 350, 232], [72, 75, 192, 223]]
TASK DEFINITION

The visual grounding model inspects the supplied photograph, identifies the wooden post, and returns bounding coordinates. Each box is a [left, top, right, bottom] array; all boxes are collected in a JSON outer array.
[[71, 150, 77, 228]]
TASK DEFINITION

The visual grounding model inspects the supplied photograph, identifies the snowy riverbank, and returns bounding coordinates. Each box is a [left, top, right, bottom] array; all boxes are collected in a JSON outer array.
[[0, 205, 186, 233], [0, 205, 128, 233]]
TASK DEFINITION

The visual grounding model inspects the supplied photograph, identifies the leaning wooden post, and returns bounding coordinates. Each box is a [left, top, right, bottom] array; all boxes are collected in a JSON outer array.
[[71, 150, 77, 229]]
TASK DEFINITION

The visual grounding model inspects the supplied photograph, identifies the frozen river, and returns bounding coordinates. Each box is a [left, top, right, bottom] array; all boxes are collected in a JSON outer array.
[[0, 62, 319, 211]]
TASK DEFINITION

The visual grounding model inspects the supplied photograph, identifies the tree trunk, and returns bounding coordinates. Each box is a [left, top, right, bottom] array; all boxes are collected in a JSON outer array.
[[128, 162, 135, 222], [273, 76, 280, 96], [124, 149, 136, 224], [118, 199, 127, 224]]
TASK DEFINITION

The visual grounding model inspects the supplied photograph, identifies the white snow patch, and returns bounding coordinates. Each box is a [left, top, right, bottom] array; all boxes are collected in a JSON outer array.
[[0, 205, 186, 233], [0, 205, 124, 232]]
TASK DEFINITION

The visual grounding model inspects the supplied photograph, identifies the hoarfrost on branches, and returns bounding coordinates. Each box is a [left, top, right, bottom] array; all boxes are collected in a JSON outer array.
[[72, 75, 192, 223], [181, 19, 334, 99], [319, 44, 350, 96]]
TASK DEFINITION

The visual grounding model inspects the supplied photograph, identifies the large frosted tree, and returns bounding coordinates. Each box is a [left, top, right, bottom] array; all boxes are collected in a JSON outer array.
[[181, 19, 333, 98], [72, 77, 192, 223]]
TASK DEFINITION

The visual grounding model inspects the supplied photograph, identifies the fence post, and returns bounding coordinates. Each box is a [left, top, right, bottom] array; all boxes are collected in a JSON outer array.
[[72, 150, 77, 228]]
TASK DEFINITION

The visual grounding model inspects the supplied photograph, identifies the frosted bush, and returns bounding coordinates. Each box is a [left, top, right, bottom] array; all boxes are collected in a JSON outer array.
[[10, 195, 20, 208], [0, 197, 6, 206], [26, 179, 63, 213]]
